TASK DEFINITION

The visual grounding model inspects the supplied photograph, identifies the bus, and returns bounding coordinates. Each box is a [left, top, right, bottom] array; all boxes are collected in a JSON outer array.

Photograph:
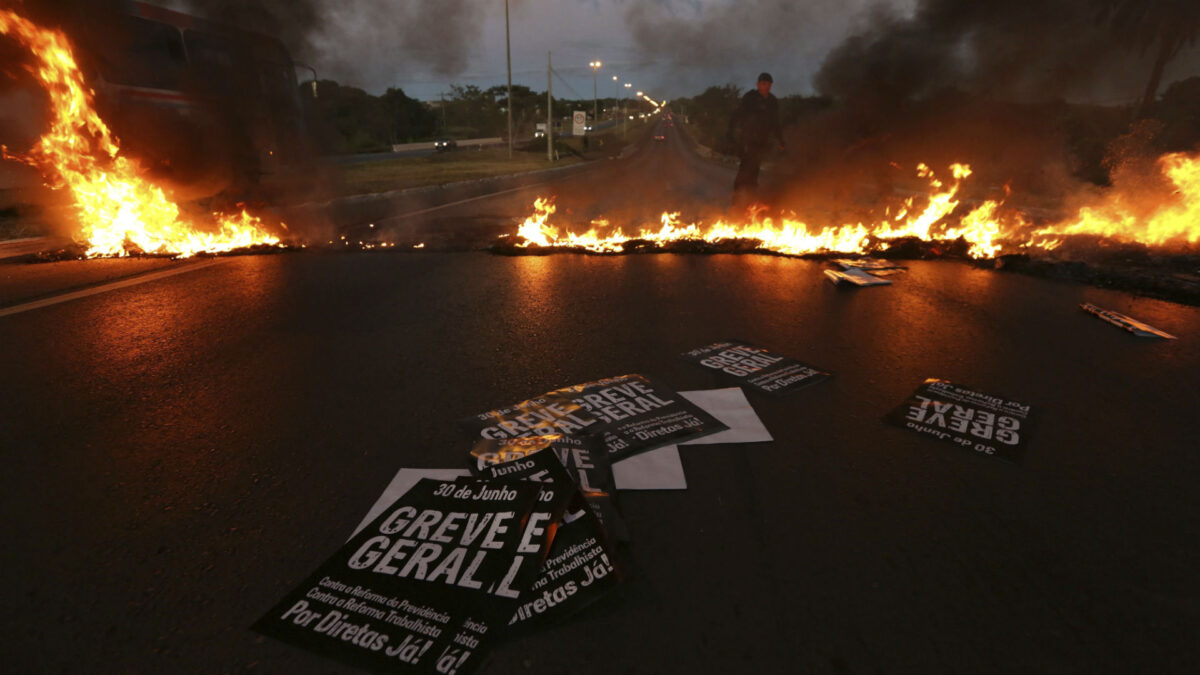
[[65, 1, 312, 201]]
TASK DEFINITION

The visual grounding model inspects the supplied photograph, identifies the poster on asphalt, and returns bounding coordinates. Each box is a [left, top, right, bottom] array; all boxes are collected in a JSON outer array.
[[470, 434, 628, 541], [470, 447, 624, 634], [885, 378, 1036, 462], [681, 340, 832, 395], [460, 374, 728, 461], [1080, 303, 1177, 339], [253, 477, 560, 674]]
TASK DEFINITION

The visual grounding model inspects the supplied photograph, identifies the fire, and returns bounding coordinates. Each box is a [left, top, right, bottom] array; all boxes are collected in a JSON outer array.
[[0, 10, 281, 258], [1035, 152, 1200, 247], [511, 152, 1200, 259], [513, 163, 1018, 258]]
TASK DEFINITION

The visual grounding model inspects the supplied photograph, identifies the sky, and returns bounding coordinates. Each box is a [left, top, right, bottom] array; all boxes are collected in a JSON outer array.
[[164, 0, 1200, 105], [288, 0, 918, 102]]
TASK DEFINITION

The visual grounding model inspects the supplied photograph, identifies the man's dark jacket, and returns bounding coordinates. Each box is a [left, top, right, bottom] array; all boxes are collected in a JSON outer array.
[[727, 90, 784, 152]]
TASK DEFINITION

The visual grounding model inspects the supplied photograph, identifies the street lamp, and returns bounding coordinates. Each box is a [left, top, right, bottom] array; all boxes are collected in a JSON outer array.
[[623, 82, 631, 135], [589, 61, 601, 126], [294, 62, 318, 98], [612, 75, 618, 120]]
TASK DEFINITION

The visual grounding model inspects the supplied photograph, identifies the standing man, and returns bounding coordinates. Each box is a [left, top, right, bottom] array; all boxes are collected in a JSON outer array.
[[726, 72, 785, 207]]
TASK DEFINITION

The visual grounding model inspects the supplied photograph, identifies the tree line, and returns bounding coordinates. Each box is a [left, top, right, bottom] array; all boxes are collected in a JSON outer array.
[[302, 82, 655, 154]]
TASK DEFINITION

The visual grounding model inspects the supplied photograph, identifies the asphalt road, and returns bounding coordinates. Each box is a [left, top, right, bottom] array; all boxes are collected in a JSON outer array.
[[2, 121, 1198, 673]]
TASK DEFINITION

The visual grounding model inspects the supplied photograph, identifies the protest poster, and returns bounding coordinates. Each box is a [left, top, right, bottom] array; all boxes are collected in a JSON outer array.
[[470, 434, 627, 541], [885, 378, 1036, 463], [253, 478, 559, 674], [1081, 303, 1177, 339], [612, 387, 775, 490], [470, 447, 624, 635], [681, 340, 831, 395], [460, 374, 728, 461], [824, 267, 893, 286]]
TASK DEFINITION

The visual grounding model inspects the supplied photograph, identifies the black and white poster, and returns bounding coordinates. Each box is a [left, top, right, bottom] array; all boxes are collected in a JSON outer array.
[[253, 478, 557, 674], [470, 448, 624, 635], [470, 434, 628, 541], [886, 378, 1036, 462], [460, 374, 728, 461], [681, 340, 832, 395]]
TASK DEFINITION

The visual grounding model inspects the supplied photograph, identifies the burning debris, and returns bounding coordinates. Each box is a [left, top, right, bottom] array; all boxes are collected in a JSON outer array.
[[497, 150, 1200, 261], [0, 10, 284, 259]]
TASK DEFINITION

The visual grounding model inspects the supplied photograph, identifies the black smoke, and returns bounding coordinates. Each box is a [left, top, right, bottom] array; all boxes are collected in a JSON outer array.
[[175, 0, 492, 86], [815, 0, 1139, 105]]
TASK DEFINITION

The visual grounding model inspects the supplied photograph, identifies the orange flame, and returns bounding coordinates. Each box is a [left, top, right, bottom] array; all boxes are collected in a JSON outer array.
[[512, 152, 1200, 258], [514, 163, 1019, 258], [0, 10, 282, 258]]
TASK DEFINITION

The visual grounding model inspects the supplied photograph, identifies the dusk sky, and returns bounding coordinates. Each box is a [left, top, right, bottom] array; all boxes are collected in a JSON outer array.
[[163, 0, 1199, 105], [293, 0, 917, 102]]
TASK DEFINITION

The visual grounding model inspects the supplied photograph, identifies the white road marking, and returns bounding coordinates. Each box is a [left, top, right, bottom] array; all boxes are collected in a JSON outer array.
[[0, 258, 229, 319], [374, 184, 539, 224]]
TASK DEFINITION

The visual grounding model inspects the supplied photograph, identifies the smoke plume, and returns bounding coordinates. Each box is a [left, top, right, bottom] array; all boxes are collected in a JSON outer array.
[[177, 0, 491, 87]]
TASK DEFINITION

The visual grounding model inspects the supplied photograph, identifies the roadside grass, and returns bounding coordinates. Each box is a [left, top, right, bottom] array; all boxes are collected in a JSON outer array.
[[335, 147, 583, 196], [332, 121, 654, 197]]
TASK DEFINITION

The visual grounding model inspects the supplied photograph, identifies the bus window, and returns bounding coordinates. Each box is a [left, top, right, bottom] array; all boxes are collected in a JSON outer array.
[[101, 16, 186, 90], [182, 29, 238, 73]]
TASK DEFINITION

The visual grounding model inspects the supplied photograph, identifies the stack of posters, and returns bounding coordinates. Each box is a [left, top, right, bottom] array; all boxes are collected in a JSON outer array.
[[254, 477, 564, 674], [258, 377, 778, 673], [470, 434, 628, 541], [469, 445, 624, 636], [459, 374, 729, 461]]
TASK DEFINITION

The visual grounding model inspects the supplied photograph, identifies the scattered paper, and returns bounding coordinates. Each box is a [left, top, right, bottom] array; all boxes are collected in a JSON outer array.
[[612, 445, 688, 490], [612, 388, 773, 490], [833, 257, 906, 271], [1081, 303, 1176, 339], [824, 267, 893, 286]]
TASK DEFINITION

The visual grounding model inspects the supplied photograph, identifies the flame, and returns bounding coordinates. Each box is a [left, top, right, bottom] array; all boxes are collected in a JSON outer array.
[[514, 163, 1017, 258], [1034, 152, 1200, 247], [0, 10, 282, 258], [512, 153, 1200, 258]]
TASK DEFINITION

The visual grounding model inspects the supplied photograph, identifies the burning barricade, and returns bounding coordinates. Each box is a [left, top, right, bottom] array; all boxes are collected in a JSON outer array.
[[0, 9, 286, 259]]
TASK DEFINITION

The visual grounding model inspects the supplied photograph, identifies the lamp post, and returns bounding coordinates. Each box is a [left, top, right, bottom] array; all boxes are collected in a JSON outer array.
[[505, 0, 513, 158], [623, 82, 631, 136], [612, 75, 618, 120], [589, 61, 601, 127], [294, 62, 318, 98]]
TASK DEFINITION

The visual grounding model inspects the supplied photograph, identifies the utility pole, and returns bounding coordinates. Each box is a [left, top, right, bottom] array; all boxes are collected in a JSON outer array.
[[589, 61, 601, 125], [612, 75, 618, 120], [623, 82, 631, 137], [547, 52, 553, 162], [505, 0, 513, 159]]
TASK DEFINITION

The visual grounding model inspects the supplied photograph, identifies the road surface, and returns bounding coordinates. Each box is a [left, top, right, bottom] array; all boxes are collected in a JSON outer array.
[[1, 121, 1198, 673]]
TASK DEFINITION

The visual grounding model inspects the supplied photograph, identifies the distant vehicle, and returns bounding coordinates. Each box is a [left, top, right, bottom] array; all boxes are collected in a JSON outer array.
[[435, 138, 457, 151], [653, 133, 666, 142]]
